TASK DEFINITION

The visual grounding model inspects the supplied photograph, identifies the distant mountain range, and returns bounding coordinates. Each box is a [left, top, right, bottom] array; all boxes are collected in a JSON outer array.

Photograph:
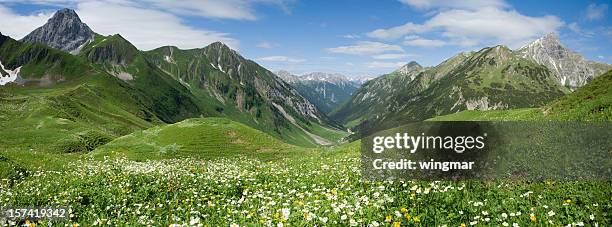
[[275, 71, 363, 113], [332, 33, 611, 134], [0, 8, 340, 148]]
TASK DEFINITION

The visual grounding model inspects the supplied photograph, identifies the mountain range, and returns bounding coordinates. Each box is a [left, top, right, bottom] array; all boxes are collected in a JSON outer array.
[[332, 34, 611, 135], [0, 8, 342, 150], [1, 8, 610, 150], [275, 71, 361, 113]]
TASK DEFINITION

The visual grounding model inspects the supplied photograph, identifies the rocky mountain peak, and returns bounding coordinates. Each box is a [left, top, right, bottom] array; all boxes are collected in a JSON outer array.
[[517, 32, 610, 89], [393, 61, 423, 81], [21, 8, 94, 54]]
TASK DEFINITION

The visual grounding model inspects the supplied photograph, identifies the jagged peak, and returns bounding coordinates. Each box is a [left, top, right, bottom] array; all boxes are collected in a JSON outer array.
[[52, 8, 80, 20], [21, 8, 94, 54], [394, 61, 422, 74]]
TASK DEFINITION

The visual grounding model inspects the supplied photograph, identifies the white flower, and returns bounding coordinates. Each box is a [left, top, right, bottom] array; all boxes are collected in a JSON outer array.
[[277, 223, 284, 227], [281, 208, 291, 220], [513, 223, 519, 227], [470, 221, 478, 225], [590, 214, 595, 220], [548, 211, 555, 217], [369, 221, 380, 227], [319, 217, 328, 223], [341, 214, 348, 220], [350, 219, 358, 226], [190, 217, 200, 225], [230, 224, 239, 227], [502, 222, 509, 226], [502, 213, 508, 219]]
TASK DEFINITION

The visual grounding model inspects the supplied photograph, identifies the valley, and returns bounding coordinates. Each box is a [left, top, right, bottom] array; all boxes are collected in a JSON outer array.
[[0, 5, 611, 227]]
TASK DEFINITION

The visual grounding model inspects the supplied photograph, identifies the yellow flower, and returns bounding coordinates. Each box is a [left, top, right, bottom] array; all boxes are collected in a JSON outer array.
[[400, 207, 408, 213], [413, 216, 420, 223], [385, 215, 393, 222], [565, 199, 572, 204], [461, 223, 466, 227], [404, 213, 411, 220], [393, 221, 401, 227], [530, 213, 537, 222]]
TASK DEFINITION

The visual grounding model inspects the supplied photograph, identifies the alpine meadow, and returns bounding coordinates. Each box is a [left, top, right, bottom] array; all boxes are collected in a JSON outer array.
[[0, 1, 611, 227]]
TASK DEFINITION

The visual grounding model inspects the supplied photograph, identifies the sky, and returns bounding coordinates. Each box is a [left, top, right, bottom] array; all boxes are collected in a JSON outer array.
[[0, 0, 610, 77]]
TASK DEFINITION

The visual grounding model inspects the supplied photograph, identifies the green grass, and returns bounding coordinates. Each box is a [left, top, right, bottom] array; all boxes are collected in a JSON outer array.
[[1, 136, 609, 226], [428, 108, 543, 121], [92, 118, 301, 161]]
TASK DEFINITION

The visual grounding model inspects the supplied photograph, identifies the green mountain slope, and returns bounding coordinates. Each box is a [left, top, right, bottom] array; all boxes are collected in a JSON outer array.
[[0, 34, 164, 153], [4, 8, 344, 148], [144, 45, 344, 146], [431, 69, 612, 121], [334, 46, 569, 136], [92, 117, 297, 160]]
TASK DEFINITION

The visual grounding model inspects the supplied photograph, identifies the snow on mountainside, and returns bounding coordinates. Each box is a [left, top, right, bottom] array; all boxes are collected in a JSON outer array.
[[0, 60, 21, 85], [517, 33, 611, 90]]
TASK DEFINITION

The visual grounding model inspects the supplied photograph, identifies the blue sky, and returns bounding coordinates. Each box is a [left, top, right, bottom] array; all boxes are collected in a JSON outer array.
[[0, 0, 610, 77]]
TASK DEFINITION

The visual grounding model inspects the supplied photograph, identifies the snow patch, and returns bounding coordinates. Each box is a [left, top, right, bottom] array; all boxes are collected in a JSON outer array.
[[0, 60, 21, 85]]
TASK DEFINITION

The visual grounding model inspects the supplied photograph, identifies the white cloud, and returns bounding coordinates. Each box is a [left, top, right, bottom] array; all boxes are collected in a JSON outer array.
[[2, 0, 293, 20], [399, 0, 508, 10], [0, 5, 52, 39], [568, 22, 594, 37], [76, 1, 238, 50], [368, 22, 425, 39], [343, 34, 360, 39], [368, 6, 563, 48], [326, 41, 404, 55], [372, 53, 413, 60], [585, 3, 608, 21], [257, 55, 305, 63], [257, 41, 275, 48], [403, 36, 446, 47], [0, 1, 240, 50], [366, 61, 407, 69], [427, 8, 563, 47]]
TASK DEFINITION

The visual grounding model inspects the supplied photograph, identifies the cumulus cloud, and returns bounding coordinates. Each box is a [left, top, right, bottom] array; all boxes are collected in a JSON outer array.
[[257, 56, 305, 63], [76, 1, 238, 50], [399, 0, 508, 10], [366, 61, 407, 69], [1, 0, 294, 20], [0, 5, 52, 39], [368, 6, 563, 48], [403, 36, 446, 47], [0, 0, 243, 50], [326, 41, 404, 55], [368, 22, 425, 40], [371, 53, 413, 60], [585, 3, 608, 21]]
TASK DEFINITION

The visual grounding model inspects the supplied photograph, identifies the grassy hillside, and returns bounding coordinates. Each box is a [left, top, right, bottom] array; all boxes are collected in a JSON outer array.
[[430, 69, 612, 121], [0, 34, 168, 154], [92, 117, 299, 160]]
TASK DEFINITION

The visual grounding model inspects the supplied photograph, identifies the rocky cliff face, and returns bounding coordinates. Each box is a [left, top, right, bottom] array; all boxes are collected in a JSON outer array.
[[21, 8, 94, 54], [517, 33, 611, 90]]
